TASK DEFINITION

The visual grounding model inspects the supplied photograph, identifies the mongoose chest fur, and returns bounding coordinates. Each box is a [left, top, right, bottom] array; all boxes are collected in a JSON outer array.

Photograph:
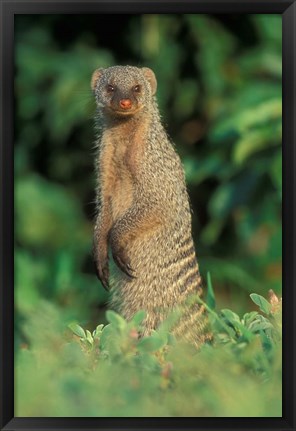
[[91, 65, 210, 346]]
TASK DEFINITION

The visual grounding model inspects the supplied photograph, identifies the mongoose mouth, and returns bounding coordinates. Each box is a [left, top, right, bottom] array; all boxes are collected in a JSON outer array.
[[106, 105, 144, 117]]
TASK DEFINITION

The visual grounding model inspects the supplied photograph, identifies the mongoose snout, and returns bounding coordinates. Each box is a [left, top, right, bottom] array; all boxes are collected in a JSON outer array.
[[119, 99, 132, 109], [91, 65, 211, 347]]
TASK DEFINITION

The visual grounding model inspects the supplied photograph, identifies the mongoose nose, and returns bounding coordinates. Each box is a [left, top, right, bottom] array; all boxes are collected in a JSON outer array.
[[120, 99, 132, 109]]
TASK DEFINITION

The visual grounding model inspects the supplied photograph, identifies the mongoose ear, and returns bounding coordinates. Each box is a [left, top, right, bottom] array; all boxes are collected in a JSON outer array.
[[142, 67, 157, 95], [91, 68, 103, 92]]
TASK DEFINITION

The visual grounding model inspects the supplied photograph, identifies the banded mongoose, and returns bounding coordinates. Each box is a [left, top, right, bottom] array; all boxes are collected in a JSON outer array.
[[91, 65, 210, 347]]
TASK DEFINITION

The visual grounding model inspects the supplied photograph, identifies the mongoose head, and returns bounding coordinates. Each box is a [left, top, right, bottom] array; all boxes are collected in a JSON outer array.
[[91, 65, 157, 117]]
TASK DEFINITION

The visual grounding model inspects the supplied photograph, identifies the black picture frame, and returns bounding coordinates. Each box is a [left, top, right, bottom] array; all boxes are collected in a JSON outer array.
[[1, 0, 295, 430]]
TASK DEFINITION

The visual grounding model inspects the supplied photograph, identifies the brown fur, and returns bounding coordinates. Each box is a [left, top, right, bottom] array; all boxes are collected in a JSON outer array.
[[91, 65, 211, 347]]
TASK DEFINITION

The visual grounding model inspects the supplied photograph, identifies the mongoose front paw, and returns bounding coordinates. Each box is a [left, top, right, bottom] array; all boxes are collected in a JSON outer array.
[[93, 241, 110, 290], [111, 244, 136, 279], [114, 253, 136, 279], [94, 259, 110, 290]]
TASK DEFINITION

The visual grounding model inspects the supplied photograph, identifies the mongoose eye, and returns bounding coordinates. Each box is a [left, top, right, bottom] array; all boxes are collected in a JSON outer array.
[[133, 85, 141, 93], [106, 84, 115, 93]]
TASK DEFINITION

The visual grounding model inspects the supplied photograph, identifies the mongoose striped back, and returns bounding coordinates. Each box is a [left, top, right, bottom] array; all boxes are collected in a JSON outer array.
[[92, 65, 210, 347]]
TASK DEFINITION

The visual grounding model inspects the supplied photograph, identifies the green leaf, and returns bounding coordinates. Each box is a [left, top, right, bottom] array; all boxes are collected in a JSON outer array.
[[99, 324, 116, 351], [106, 310, 127, 331], [131, 310, 146, 327], [233, 124, 281, 165], [92, 324, 104, 339], [249, 318, 274, 333], [68, 323, 86, 339], [135, 353, 161, 372], [220, 309, 255, 341], [250, 293, 272, 314], [206, 271, 216, 310], [85, 330, 93, 345], [220, 309, 241, 326], [242, 311, 259, 328], [137, 331, 167, 353], [235, 99, 282, 133]]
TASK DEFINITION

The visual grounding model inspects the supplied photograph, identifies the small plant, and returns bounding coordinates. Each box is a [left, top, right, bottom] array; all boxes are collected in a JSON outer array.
[[68, 277, 282, 383], [68, 309, 169, 374]]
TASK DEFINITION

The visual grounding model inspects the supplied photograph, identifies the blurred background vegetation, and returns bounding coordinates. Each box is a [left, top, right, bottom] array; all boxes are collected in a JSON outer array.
[[14, 14, 282, 417]]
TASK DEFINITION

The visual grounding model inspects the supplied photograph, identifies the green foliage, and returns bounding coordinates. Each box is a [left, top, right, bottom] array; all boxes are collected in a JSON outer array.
[[16, 174, 89, 250], [16, 290, 282, 417]]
